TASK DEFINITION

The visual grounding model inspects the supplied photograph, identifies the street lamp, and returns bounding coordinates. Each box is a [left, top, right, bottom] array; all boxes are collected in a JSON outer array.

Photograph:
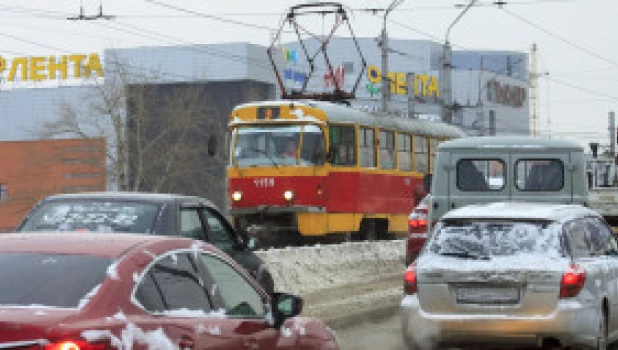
[[380, 0, 405, 113], [441, 0, 478, 124]]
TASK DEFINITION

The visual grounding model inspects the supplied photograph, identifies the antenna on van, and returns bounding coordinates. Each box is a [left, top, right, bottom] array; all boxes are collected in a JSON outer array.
[[267, 2, 367, 102]]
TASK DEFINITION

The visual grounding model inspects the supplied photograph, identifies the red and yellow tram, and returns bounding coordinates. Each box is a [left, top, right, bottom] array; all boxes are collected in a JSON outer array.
[[227, 100, 464, 246]]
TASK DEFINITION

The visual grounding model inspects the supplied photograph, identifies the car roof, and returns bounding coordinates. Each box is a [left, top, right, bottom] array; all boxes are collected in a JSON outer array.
[[0, 232, 214, 258], [441, 202, 599, 223], [437, 136, 583, 151], [40, 191, 215, 206]]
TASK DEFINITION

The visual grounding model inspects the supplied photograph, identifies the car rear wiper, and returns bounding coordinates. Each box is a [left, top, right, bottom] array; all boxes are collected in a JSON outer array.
[[439, 251, 490, 260]]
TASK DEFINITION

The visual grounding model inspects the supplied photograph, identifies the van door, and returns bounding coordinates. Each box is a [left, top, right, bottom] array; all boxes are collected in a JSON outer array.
[[446, 154, 509, 213], [510, 153, 572, 204]]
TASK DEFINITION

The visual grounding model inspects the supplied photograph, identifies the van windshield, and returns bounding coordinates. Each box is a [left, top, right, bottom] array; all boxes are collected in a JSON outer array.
[[19, 200, 161, 233]]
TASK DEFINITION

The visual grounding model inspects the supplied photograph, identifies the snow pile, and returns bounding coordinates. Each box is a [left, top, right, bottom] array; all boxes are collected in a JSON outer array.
[[256, 240, 405, 295]]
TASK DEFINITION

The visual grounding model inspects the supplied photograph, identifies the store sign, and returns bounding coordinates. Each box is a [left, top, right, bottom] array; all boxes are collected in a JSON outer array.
[[284, 68, 305, 84], [365, 65, 440, 98], [281, 48, 298, 63], [324, 66, 344, 88], [486, 80, 526, 108], [0, 53, 103, 82]]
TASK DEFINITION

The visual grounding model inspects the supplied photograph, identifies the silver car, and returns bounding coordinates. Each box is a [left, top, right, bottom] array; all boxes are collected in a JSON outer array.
[[401, 202, 618, 349]]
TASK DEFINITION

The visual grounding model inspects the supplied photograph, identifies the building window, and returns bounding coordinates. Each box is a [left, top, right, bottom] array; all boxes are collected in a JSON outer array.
[[0, 184, 7, 202]]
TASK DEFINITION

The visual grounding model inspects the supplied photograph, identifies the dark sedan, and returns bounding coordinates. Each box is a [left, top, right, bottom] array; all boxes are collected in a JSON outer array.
[[15, 191, 274, 294]]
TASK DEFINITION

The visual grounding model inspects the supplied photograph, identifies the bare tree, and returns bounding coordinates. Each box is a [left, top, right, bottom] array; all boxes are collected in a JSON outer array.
[[32, 54, 273, 210], [32, 56, 225, 195]]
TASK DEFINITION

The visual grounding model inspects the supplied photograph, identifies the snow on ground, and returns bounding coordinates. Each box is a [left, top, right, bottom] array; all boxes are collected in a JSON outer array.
[[256, 240, 406, 295]]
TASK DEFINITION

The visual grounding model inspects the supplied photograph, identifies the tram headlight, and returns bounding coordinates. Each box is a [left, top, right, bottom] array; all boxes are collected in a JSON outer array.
[[232, 191, 243, 202], [283, 190, 295, 202]]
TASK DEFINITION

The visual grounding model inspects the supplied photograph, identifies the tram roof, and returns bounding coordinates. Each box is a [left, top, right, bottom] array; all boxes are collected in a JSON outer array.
[[233, 100, 466, 139], [438, 135, 584, 151]]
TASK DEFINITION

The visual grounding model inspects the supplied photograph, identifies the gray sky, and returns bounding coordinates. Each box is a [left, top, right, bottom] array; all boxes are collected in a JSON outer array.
[[1, 0, 617, 150]]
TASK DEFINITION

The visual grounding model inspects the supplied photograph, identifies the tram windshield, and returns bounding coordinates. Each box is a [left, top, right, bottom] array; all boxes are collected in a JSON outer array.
[[231, 124, 326, 167]]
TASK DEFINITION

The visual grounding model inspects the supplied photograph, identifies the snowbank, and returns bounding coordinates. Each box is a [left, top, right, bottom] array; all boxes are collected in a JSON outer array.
[[256, 240, 406, 295]]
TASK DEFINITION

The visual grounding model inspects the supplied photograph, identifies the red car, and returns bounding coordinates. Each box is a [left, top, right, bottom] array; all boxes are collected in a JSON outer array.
[[0, 233, 339, 349], [405, 194, 431, 266]]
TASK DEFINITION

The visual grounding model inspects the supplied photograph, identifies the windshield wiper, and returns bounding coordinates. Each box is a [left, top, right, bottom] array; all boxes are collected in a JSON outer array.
[[237, 147, 279, 168], [439, 251, 490, 260]]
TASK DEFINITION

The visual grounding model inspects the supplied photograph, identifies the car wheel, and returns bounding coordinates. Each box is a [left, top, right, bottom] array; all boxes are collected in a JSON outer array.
[[256, 265, 275, 296]]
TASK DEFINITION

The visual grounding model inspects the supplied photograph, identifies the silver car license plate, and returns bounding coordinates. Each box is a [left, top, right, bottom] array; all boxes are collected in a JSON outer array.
[[456, 286, 520, 304]]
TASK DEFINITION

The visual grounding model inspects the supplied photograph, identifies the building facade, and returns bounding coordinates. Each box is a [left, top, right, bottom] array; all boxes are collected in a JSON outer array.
[[0, 138, 106, 231]]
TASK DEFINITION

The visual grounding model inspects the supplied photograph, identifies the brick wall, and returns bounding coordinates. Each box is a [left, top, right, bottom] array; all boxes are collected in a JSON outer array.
[[0, 138, 106, 231]]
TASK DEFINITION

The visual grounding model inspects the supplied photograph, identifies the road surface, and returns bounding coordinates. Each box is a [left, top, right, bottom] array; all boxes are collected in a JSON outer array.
[[332, 312, 404, 350]]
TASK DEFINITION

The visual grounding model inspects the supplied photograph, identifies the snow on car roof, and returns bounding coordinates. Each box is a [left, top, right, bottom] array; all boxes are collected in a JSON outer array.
[[441, 202, 598, 223]]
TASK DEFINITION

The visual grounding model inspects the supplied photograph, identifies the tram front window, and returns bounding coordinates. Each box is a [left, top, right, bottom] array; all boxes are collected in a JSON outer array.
[[232, 125, 325, 167]]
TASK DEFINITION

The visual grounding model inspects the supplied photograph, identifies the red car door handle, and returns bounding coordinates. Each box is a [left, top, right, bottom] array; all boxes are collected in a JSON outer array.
[[179, 336, 194, 349]]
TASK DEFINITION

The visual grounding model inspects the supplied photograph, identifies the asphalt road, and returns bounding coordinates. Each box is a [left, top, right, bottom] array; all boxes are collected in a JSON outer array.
[[332, 312, 405, 350]]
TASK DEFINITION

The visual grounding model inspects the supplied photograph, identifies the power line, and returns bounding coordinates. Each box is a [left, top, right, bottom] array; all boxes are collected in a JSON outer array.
[[546, 76, 618, 102], [95, 20, 273, 70], [143, 0, 276, 32], [500, 7, 618, 69]]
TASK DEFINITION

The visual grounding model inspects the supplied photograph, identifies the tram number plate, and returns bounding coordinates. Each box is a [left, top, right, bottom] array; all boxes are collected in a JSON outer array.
[[456, 286, 519, 304]]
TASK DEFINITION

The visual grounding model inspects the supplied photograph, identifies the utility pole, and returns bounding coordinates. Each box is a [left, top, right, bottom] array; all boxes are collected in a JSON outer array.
[[529, 43, 539, 136], [475, 57, 485, 135], [610, 111, 616, 184], [407, 73, 416, 118], [441, 0, 478, 124], [380, 0, 404, 114]]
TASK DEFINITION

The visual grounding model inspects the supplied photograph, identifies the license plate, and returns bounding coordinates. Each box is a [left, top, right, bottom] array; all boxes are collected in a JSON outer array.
[[456, 286, 520, 304]]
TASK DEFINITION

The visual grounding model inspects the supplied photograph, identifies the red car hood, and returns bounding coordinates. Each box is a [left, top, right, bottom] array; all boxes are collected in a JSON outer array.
[[0, 308, 76, 342]]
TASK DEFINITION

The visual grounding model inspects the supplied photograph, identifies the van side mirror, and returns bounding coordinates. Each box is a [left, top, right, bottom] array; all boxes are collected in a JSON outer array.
[[423, 174, 433, 193], [207, 135, 217, 157]]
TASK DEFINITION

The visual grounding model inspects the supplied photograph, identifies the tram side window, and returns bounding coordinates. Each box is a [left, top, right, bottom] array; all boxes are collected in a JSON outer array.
[[429, 138, 438, 172], [360, 127, 376, 168], [329, 125, 356, 166], [301, 125, 326, 165], [398, 133, 412, 172], [414, 136, 429, 173], [379, 130, 395, 170]]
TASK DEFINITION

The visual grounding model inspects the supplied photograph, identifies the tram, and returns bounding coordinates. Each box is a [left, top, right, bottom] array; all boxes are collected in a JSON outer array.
[[227, 100, 465, 246]]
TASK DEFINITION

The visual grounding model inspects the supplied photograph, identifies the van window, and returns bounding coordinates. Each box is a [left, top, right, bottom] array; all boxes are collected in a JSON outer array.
[[457, 159, 505, 191], [516, 159, 564, 191]]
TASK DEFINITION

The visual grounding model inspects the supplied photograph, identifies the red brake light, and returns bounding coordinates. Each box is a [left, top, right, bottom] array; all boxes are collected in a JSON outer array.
[[404, 264, 418, 295], [45, 340, 108, 350], [560, 264, 586, 298]]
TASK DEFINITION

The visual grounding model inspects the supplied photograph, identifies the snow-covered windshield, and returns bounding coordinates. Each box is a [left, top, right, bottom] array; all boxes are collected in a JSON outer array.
[[0, 253, 111, 308], [428, 220, 562, 258], [20, 200, 161, 233], [231, 124, 325, 167]]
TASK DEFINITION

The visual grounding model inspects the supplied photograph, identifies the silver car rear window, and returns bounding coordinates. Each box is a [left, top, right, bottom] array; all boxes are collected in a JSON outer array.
[[429, 220, 561, 258]]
